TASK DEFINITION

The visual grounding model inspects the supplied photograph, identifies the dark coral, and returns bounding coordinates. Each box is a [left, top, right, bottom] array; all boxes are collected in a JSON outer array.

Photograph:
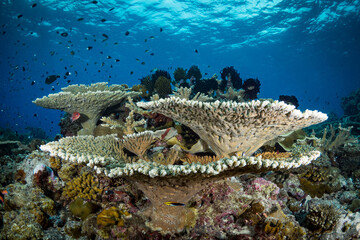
[[341, 88, 360, 116], [279, 95, 299, 108], [192, 77, 219, 96], [219, 66, 242, 91], [305, 200, 340, 233], [243, 78, 261, 100], [186, 65, 202, 83], [173, 67, 188, 87], [154, 76, 172, 98], [139, 75, 154, 98], [151, 70, 171, 83], [59, 113, 82, 137]]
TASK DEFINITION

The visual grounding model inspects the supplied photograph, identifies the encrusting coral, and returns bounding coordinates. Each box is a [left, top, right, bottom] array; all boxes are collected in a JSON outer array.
[[62, 172, 102, 201], [137, 97, 328, 157], [40, 96, 327, 234], [33, 82, 141, 135]]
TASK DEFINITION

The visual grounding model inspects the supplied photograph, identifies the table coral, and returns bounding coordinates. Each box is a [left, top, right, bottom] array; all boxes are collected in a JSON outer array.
[[33, 82, 141, 135], [137, 97, 328, 157]]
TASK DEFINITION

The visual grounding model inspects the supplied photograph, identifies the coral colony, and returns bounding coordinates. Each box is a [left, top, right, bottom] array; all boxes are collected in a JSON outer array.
[[3, 67, 360, 239], [33, 71, 327, 234]]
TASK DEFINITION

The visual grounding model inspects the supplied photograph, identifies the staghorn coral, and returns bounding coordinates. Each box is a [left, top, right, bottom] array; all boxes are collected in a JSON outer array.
[[62, 172, 102, 201], [121, 131, 155, 159], [319, 123, 357, 152], [137, 97, 328, 157], [33, 82, 141, 135]]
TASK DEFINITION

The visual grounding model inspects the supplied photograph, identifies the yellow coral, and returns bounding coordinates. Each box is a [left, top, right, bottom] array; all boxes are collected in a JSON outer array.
[[62, 172, 102, 200], [254, 151, 292, 160], [97, 206, 131, 227], [49, 156, 62, 170]]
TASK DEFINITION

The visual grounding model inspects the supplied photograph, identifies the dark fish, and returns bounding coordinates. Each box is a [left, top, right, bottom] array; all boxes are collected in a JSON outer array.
[[67, 80, 71, 83], [115, 59, 120, 62], [144, 39, 147, 42], [141, 62, 145, 65], [150, 53, 154, 56], [130, 71, 134, 75], [51, 86, 55, 91], [22, 66, 25, 71], [135, 58, 140, 61], [61, 32, 68, 37], [31, 81, 35, 85], [125, 31, 130, 36], [101, 18, 106, 22], [91, 0, 98, 3], [109, 7, 114, 11], [65, 71, 71, 76], [34, 113, 37, 117], [86, 46, 93, 50], [160, 27, 163, 32], [49, 51, 55, 56], [107, 56, 111, 59], [45, 75, 60, 84], [77, 17, 84, 21], [17, 14, 23, 19], [194, 49, 198, 53], [70, 50, 75, 55], [102, 33, 109, 38], [149, 36, 155, 39], [31, 3, 37, 8]]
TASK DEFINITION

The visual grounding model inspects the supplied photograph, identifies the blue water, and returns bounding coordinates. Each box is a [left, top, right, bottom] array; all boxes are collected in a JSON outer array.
[[0, 0, 359, 138]]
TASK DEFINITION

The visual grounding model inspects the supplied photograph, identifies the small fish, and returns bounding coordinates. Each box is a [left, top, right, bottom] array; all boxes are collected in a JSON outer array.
[[70, 50, 75, 55], [164, 202, 185, 207], [17, 14, 23, 19], [61, 32, 68, 37], [31, 80, 35, 85], [150, 53, 154, 56], [65, 71, 71, 76], [160, 27, 163, 32], [141, 61, 145, 65], [34, 113, 37, 117], [101, 18, 106, 22], [86, 46, 93, 50], [102, 33, 109, 38], [31, 3, 37, 8], [91, 0, 98, 4], [149, 36, 155, 39], [77, 17, 84, 21], [109, 7, 115, 11], [0, 190, 8, 204], [71, 112, 81, 122], [106, 55, 111, 59], [194, 49, 198, 53], [115, 59, 120, 62], [45, 75, 60, 84], [125, 31, 130, 36], [130, 71, 134, 75]]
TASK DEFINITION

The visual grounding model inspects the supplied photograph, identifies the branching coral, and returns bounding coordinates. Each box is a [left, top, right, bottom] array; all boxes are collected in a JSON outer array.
[[121, 131, 155, 159]]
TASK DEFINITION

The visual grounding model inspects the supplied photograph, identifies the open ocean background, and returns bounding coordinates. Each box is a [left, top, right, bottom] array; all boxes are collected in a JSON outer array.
[[0, 0, 359, 139]]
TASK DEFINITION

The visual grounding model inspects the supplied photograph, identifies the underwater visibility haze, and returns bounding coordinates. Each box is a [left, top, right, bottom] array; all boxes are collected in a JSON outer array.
[[1, 0, 360, 239], [0, 0, 359, 138]]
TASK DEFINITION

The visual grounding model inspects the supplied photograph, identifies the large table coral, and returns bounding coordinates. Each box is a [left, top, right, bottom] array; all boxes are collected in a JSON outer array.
[[40, 96, 327, 234], [33, 82, 141, 135], [137, 97, 328, 157]]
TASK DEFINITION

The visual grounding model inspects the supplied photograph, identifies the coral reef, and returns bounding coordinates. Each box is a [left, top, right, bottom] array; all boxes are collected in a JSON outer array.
[[243, 78, 261, 100]]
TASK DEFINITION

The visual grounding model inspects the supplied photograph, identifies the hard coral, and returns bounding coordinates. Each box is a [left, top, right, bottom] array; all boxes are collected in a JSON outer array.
[[186, 65, 202, 82], [305, 200, 340, 233], [62, 172, 102, 201], [173, 67, 188, 87]]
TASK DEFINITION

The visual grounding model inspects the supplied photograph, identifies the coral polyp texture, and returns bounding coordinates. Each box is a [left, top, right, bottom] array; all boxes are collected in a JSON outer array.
[[33, 82, 141, 135], [137, 97, 328, 157]]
